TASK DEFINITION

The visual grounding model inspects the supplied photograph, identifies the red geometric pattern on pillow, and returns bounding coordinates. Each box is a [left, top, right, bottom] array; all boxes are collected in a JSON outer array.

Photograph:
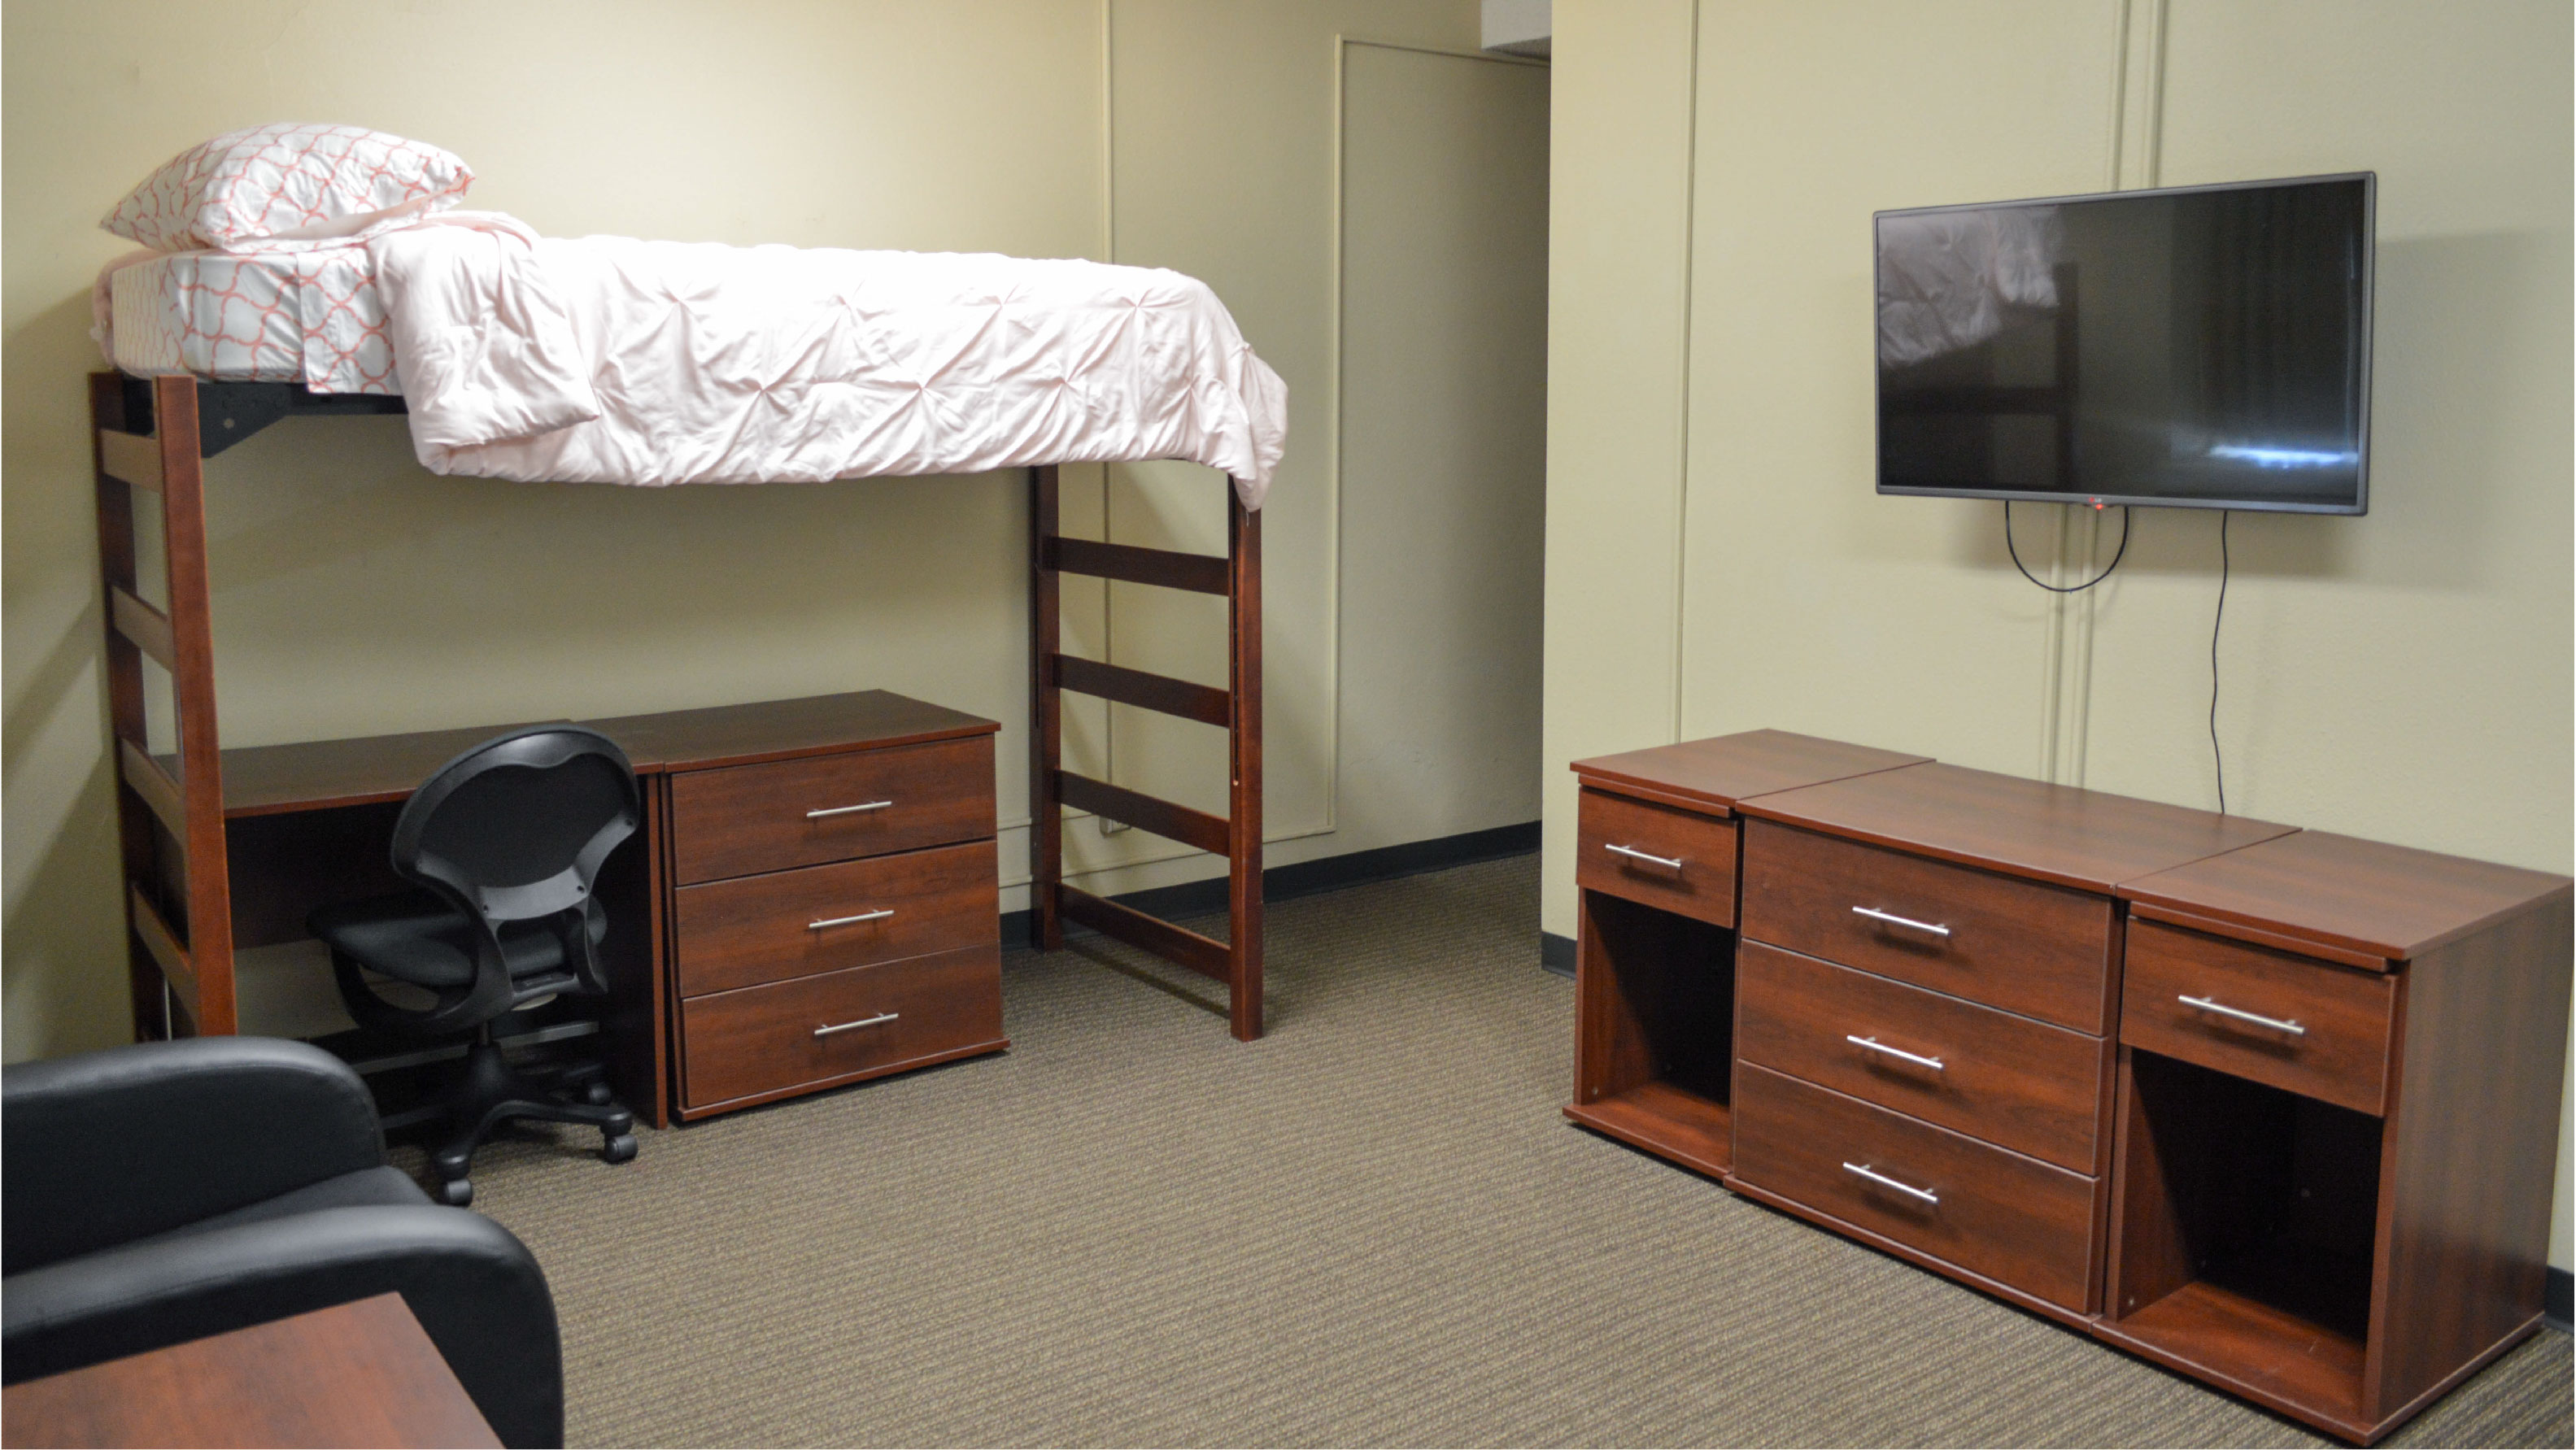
[[103, 123, 472, 253]]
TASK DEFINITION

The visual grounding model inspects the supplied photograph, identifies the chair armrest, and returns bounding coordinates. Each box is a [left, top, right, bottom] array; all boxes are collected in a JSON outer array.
[[2, 1038, 385, 1274], [2, 1205, 562, 1449]]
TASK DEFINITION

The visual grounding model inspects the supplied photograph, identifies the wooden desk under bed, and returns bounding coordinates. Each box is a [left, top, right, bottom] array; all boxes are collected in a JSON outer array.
[[211, 690, 1006, 1126]]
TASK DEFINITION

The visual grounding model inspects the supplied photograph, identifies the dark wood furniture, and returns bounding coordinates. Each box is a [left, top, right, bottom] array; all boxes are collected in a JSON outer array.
[[2102, 830, 2574, 1443], [92, 375, 1268, 1053], [203, 690, 1005, 1126], [1566, 732, 2571, 1445], [1729, 763, 2296, 1328], [0, 1293, 499, 1449], [1027, 463, 1266, 1039], [1566, 731, 1930, 1176]]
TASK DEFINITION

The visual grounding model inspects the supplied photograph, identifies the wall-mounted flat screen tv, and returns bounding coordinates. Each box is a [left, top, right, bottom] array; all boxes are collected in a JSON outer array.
[[1876, 173, 2373, 514]]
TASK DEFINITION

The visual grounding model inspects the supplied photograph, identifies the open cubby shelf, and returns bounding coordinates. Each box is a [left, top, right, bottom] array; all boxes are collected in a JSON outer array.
[[2104, 1047, 2384, 1431], [1567, 889, 1737, 1177]]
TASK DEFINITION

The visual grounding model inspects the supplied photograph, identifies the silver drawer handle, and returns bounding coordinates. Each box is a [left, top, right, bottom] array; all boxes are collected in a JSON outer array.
[[1846, 1034, 1945, 1072], [2178, 995, 2306, 1037], [813, 1012, 899, 1037], [1605, 843, 1685, 870], [809, 909, 895, 930], [1852, 905, 1952, 938], [1842, 1161, 1939, 1205], [807, 800, 894, 819]]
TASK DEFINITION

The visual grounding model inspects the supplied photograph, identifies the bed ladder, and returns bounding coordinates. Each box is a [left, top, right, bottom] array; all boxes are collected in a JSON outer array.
[[91, 373, 236, 1039], [1026, 464, 1265, 1040]]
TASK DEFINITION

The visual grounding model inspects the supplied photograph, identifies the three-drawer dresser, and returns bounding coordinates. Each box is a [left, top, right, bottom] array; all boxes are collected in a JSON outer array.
[[643, 699, 1007, 1120], [1567, 730, 2571, 1445]]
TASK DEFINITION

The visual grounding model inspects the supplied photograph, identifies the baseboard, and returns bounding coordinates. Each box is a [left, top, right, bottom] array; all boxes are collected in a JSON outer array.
[[2548, 1266, 2570, 1332], [1541, 931, 1576, 978], [1000, 821, 1540, 943]]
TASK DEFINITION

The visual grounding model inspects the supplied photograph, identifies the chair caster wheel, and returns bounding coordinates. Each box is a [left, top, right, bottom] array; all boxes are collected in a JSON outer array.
[[438, 1177, 475, 1207], [602, 1133, 639, 1165], [584, 1080, 613, 1105]]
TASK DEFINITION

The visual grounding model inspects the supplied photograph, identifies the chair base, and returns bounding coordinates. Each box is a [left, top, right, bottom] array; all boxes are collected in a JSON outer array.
[[425, 1036, 637, 1208]]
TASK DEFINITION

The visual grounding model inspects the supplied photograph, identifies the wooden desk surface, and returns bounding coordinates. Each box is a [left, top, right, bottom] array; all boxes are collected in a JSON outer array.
[[212, 690, 1000, 817], [2118, 828, 2574, 964], [1571, 729, 1929, 816], [1737, 760, 2299, 895], [0, 1293, 498, 1449]]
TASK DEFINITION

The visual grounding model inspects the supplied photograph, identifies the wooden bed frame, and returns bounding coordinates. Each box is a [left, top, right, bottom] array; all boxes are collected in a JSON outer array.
[[89, 372, 1267, 1054]]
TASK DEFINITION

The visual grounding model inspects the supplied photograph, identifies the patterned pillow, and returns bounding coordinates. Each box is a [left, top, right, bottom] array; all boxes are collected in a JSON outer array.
[[102, 123, 473, 252]]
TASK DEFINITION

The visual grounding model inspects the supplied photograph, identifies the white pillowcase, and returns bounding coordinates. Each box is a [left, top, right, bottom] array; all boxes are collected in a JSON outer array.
[[101, 123, 473, 253]]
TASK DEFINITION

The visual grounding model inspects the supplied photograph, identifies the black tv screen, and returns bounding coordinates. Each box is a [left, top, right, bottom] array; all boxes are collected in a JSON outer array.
[[1876, 173, 2373, 514]]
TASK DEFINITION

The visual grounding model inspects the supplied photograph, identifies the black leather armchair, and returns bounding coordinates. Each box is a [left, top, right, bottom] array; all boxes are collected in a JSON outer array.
[[2, 1036, 564, 1448]]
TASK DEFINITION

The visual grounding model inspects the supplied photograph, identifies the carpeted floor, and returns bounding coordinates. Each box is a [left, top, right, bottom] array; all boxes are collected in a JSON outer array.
[[449, 855, 2572, 1448]]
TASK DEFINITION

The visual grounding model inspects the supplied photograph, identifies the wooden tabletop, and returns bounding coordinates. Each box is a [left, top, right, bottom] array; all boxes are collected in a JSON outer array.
[[1571, 729, 1930, 816], [589, 690, 995, 775], [1, 1293, 498, 1449], [2118, 828, 2574, 965], [211, 690, 1000, 818], [1737, 760, 2299, 895]]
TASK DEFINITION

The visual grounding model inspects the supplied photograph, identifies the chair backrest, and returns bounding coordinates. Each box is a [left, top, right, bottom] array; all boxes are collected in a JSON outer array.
[[391, 726, 641, 980]]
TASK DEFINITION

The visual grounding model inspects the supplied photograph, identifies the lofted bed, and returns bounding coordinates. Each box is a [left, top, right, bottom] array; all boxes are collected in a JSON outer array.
[[90, 224, 1281, 1073]]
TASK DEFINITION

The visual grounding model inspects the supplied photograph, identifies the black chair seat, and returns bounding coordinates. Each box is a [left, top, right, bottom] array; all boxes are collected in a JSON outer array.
[[311, 890, 606, 991]]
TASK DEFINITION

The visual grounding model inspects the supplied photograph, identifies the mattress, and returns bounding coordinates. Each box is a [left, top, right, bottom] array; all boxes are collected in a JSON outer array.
[[107, 243, 400, 394], [100, 216, 1288, 500]]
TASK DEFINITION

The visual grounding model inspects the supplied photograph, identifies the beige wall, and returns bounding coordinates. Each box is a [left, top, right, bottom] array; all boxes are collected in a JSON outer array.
[[1543, 0, 2573, 1268], [1537, 0, 1698, 953], [2, 0, 1547, 1057]]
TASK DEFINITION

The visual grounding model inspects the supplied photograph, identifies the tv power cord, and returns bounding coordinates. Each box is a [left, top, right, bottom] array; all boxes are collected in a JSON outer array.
[[2003, 500, 2131, 593]]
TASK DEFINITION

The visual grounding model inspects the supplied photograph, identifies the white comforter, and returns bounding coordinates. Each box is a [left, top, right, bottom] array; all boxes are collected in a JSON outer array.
[[368, 214, 1286, 506]]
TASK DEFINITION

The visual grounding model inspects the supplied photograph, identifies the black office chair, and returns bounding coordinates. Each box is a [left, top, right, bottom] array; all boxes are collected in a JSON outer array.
[[311, 725, 642, 1207]]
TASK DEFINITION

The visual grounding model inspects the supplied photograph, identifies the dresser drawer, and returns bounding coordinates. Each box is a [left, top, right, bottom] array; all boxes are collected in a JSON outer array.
[[1576, 787, 1740, 926], [1733, 1063, 2099, 1313], [673, 839, 998, 998], [679, 944, 1005, 1111], [1740, 820, 2115, 1033], [2121, 919, 2394, 1116], [1735, 942, 2107, 1173], [669, 736, 993, 884]]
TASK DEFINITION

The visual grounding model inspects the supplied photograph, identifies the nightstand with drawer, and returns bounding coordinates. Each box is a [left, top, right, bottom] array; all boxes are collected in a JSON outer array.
[[2102, 831, 2572, 1444], [1564, 731, 1930, 1177]]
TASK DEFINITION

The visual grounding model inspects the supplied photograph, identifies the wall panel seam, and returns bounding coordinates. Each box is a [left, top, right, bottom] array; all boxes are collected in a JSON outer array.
[[2051, 0, 2168, 786], [1671, 0, 1702, 743]]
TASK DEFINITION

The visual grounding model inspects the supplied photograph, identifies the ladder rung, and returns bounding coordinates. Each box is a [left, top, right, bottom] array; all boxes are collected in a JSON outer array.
[[109, 586, 176, 668], [98, 429, 164, 492], [1044, 537, 1229, 594], [1052, 654, 1230, 726], [1056, 770, 1229, 856], [128, 884, 199, 1020], [1060, 886, 1230, 982], [118, 740, 187, 841]]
